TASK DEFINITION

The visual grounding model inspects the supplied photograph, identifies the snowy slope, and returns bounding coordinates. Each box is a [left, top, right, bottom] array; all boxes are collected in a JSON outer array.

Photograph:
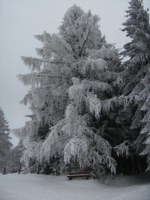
[[0, 173, 150, 200]]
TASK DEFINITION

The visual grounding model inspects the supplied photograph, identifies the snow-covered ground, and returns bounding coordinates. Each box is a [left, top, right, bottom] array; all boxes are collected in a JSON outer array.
[[0, 173, 150, 200]]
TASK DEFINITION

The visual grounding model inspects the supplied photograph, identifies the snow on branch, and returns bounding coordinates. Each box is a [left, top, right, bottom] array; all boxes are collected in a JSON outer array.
[[68, 78, 85, 105], [63, 104, 89, 137], [106, 155, 117, 174], [35, 31, 51, 43], [44, 34, 74, 62], [21, 56, 70, 74], [141, 94, 150, 111], [89, 45, 119, 63], [81, 58, 108, 76], [17, 73, 41, 86], [23, 140, 43, 166], [102, 95, 136, 114], [41, 120, 66, 161], [20, 91, 32, 106], [141, 123, 150, 134], [64, 136, 89, 167], [114, 141, 130, 157], [35, 31, 75, 64], [145, 136, 150, 145], [82, 79, 113, 93], [86, 93, 102, 119], [142, 110, 150, 123], [17, 71, 71, 87], [21, 56, 42, 71], [87, 134, 116, 174]]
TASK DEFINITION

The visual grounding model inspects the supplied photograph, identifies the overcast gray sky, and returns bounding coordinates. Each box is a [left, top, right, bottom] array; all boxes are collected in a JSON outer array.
[[0, 0, 149, 145]]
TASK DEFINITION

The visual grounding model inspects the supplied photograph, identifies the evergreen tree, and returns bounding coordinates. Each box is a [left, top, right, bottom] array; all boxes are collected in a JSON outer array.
[[16, 5, 122, 176], [121, 0, 150, 172], [121, 0, 150, 95], [122, 0, 150, 65], [0, 108, 12, 173]]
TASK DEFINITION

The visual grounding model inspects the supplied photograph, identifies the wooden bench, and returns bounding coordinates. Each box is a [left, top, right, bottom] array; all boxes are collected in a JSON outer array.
[[67, 171, 91, 180]]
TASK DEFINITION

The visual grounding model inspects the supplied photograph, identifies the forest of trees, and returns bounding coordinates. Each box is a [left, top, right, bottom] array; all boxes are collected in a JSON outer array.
[[0, 108, 12, 173], [13, 0, 150, 177], [0, 107, 25, 174]]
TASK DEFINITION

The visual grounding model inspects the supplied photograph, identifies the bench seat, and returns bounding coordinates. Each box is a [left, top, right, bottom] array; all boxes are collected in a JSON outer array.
[[67, 171, 91, 180]]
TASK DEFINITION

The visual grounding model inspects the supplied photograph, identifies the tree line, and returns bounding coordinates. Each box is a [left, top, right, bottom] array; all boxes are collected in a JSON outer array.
[[0, 108, 24, 174]]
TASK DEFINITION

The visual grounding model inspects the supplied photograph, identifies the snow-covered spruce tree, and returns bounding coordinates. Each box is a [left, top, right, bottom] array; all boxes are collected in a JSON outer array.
[[39, 5, 123, 176], [0, 108, 12, 173], [121, 0, 150, 65], [16, 5, 123, 176], [121, 0, 150, 95], [120, 0, 150, 172]]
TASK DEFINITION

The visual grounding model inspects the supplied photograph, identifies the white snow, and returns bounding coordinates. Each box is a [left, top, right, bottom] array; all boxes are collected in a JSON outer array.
[[0, 173, 150, 200]]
